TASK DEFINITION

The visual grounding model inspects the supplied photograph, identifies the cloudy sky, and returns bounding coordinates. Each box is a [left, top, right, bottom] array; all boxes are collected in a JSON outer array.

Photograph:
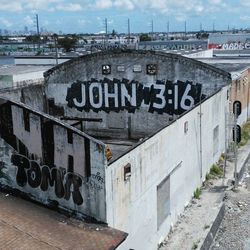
[[0, 0, 249, 34]]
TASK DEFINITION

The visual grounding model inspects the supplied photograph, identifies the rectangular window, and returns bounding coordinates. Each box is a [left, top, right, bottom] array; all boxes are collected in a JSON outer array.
[[157, 175, 170, 229], [117, 65, 125, 72], [213, 125, 219, 155], [124, 163, 131, 181], [23, 109, 30, 132], [68, 155, 74, 172], [133, 65, 142, 72], [67, 129, 73, 144]]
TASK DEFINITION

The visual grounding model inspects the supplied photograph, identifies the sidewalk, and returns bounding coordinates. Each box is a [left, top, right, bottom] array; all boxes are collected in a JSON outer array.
[[160, 140, 250, 250]]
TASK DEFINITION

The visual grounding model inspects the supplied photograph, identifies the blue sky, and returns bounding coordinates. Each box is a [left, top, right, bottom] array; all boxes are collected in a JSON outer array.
[[0, 0, 249, 34]]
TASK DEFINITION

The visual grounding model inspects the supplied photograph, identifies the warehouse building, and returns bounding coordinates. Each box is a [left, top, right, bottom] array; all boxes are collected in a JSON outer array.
[[0, 50, 232, 249]]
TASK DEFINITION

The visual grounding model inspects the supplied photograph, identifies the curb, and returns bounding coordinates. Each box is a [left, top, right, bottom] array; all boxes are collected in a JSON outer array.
[[200, 151, 250, 250], [238, 153, 250, 181], [200, 202, 225, 250]]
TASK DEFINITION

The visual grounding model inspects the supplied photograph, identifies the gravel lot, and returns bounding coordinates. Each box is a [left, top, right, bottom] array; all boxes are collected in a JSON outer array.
[[211, 163, 250, 250]]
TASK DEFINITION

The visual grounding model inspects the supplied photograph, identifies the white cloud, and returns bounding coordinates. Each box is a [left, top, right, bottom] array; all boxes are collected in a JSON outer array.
[[0, 1, 23, 12], [56, 3, 83, 11], [0, 17, 13, 27], [241, 0, 250, 7], [208, 0, 222, 4], [23, 15, 34, 26], [95, 0, 113, 9], [113, 0, 134, 10], [23, 0, 63, 11], [240, 16, 250, 21], [77, 19, 91, 25]]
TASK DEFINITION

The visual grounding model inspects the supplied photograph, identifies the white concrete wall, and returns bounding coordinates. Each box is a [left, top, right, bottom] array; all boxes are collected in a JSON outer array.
[[185, 49, 213, 59], [14, 57, 70, 65], [106, 86, 229, 250], [12, 70, 45, 86]]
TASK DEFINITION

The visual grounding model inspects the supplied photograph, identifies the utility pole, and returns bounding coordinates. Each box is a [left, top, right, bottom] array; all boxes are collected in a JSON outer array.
[[184, 21, 187, 39], [150, 19, 154, 40], [213, 22, 215, 33], [167, 21, 169, 40], [128, 18, 130, 44], [105, 18, 108, 46], [200, 23, 202, 32], [36, 14, 40, 50], [102, 18, 108, 47], [151, 19, 154, 34], [53, 33, 58, 65]]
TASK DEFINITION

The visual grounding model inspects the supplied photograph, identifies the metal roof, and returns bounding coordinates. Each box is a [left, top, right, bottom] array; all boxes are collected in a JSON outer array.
[[209, 33, 250, 44]]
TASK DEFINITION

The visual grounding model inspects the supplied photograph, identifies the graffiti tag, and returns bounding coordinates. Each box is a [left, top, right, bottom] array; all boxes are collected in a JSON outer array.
[[11, 154, 104, 205]]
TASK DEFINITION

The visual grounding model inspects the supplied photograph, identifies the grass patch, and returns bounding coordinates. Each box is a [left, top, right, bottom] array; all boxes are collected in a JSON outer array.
[[205, 164, 224, 183], [205, 173, 213, 181], [204, 224, 210, 230], [193, 187, 202, 199], [210, 164, 223, 176], [191, 240, 200, 250], [239, 121, 250, 147]]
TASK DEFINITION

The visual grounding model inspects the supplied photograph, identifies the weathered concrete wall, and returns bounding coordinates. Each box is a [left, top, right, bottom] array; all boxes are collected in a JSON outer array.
[[230, 68, 250, 125], [0, 84, 45, 111], [0, 98, 107, 222], [44, 50, 231, 139], [106, 87, 229, 250]]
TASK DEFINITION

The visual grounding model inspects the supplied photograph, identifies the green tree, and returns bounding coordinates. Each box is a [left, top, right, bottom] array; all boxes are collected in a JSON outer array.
[[25, 35, 40, 43], [57, 36, 78, 52], [139, 33, 152, 42], [111, 29, 117, 37], [196, 32, 209, 40]]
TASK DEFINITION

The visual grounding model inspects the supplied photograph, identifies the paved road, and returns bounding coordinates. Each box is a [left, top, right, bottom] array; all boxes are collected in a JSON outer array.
[[211, 162, 250, 250]]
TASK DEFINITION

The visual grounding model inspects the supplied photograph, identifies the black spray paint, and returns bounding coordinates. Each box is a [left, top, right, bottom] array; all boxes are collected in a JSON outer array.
[[11, 154, 86, 205], [0, 101, 102, 207], [66, 78, 205, 115]]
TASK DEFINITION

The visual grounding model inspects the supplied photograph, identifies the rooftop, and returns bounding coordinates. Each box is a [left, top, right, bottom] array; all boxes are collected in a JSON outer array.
[[209, 33, 250, 44], [207, 63, 250, 73], [0, 65, 52, 75], [0, 191, 127, 250]]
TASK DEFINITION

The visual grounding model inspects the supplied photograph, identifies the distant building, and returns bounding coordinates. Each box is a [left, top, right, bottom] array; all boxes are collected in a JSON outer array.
[[208, 33, 250, 50], [0, 65, 51, 89], [138, 40, 208, 51]]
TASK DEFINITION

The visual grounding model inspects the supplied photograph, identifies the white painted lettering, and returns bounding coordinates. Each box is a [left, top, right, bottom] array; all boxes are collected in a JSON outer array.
[[174, 85, 179, 110], [89, 82, 103, 109], [121, 83, 137, 107], [153, 84, 166, 109], [104, 83, 119, 108], [73, 84, 86, 107], [180, 84, 195, 110]]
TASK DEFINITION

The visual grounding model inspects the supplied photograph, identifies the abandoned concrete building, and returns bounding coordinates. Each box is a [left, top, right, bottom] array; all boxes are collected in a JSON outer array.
[[0, 50, 235, 249]]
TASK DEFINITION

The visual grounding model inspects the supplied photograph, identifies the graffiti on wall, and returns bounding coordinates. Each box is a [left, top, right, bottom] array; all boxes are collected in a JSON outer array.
[[209, 42, 250, 50], [66, 78, 205, 115], [90, 44, 128, 51], [0, 101, 104, 207], [222, 42, 250, 50], [11, 153, 84, 205]]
